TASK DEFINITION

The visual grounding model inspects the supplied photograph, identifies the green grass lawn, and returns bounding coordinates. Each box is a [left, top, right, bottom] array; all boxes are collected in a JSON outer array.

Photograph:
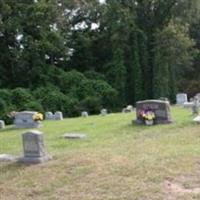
[[1, 106, 200, 200]]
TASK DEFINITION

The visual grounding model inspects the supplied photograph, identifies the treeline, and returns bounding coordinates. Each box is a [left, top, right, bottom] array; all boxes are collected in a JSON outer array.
[[0, 0, 200, 121]]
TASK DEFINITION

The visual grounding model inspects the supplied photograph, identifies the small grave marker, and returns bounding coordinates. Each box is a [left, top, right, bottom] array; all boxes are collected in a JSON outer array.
[[0, 120, 5, 129], [176, 93, 188, 105]]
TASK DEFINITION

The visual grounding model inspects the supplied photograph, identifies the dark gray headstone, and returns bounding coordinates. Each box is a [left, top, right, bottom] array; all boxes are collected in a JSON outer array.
[[14, 111, 42, 128], [0, 120, 5, 129], [135, 100, 172, 124], [19, 130, 52, 164]]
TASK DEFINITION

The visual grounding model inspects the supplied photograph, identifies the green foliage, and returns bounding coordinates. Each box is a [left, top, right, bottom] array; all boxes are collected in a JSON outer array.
[[0, 89, 12, 105], [78, 96, 102, 114], [105, 49, 126, 105], [84, 71, 105, 81], [57, 70, 86, 94], [23, 101, 44, 113], [38, 89, 75, 116], [11, 88, 35, 110], [0, 99, 7, 118], [0, 0, 199, 112]]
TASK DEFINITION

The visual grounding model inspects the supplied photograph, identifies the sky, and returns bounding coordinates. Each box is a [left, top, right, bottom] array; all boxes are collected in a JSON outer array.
[[99, 0, 106, 4]]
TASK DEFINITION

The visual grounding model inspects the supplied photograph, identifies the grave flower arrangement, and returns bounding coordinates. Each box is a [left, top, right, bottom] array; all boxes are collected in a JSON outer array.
[[140, 109, 155, 125], [32, 113, 43, 121]]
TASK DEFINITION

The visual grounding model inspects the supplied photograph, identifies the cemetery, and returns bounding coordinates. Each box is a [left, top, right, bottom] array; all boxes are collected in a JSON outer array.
[[1, 1, 200, 199], [1, 105, 200, 199]]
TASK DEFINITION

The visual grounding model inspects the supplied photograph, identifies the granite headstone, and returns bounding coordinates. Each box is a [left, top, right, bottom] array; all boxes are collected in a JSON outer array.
[[14, 111, 42, 128], [135, 100, 172, 124]]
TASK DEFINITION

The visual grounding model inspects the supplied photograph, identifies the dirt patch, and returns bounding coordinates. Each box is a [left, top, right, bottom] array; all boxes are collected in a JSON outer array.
[[163, 180, 200, 200]]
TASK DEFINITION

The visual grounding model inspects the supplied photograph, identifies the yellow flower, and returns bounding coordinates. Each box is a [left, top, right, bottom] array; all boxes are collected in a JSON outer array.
[[33, 113, 43, 121]]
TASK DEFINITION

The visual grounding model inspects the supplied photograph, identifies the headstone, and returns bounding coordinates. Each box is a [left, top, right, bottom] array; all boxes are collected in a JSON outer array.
[[0, 120, 5, 129], [176, 93, 188, 105], [19, 130, 52, 164], [122, 105, 134, 113], [183, 102, 194, 108], [54, 111, 63, 120], [14, 111, 42, 128], [63, 133, 87, 140], [192, 97, 199, 116], [81, 111, 88, 117], [45, 112, 54, 120], [135, 100, 172, 124], [195, 93, 200, 102], [100, 109, 107, 116]]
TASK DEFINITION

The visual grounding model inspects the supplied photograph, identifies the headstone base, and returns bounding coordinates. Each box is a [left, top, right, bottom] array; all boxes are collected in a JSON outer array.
[[19, 155, 52, 164], [15, 121, 42, 129], [133, 119, 173, 125]]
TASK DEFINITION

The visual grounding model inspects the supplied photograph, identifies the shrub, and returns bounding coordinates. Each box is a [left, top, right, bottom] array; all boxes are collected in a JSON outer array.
[[24, 101, 44, 112], [0, 99, 7, 117], [0, 89, 12, 105], [78, 96, 102, 114], [90, 80, 118, 109], [33, 85, 60, 99], [11, 88, 35, 110], [0, 99, 16, 124], [84, 71, 105, 80], [39, 90, 76, 116]]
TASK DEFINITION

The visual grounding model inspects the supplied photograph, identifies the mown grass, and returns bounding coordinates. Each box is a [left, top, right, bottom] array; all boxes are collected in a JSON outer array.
[[1, 106, 200, 200]]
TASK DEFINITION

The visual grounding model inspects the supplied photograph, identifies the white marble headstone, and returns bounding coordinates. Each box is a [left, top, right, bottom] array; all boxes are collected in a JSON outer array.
[[176, 93, 188, 105], [45, 112, 54, 120], [0, 120, 5, 129], [54, 111, 63, 120], [100, 109, 107, 116], [81, 111, 88, 117]]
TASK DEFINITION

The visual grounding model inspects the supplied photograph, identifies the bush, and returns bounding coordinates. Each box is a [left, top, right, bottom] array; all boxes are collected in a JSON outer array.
[[90, 80, 118, 109], [24, 101, 44, 112], [84, 71, 105, 80], [33, 85, 60, 99], [0, 99, 7, 117], [0, 89, 12, 105], [0, 99, 16, 124], [11, 88, 35, 110], [78, 96, 102, 114], [39, 90, 76, 116]]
